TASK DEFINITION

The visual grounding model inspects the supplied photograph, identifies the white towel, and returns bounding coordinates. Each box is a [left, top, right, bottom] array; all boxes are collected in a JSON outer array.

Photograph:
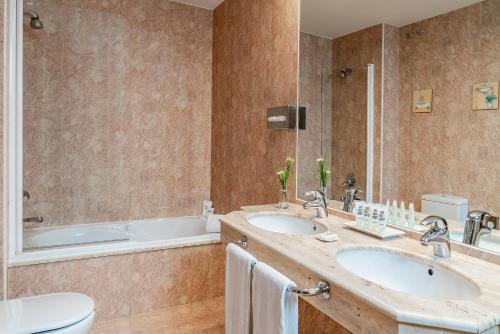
[[225, 243, 257, 334], [206, 213, 222, 233], [252, 262, 298, 334]]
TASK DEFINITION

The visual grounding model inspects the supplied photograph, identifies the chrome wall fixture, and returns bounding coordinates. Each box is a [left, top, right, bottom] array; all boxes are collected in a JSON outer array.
[[405, 29, 425, 39], [23, 10, 43, 29], [235, 235, 248, 249]]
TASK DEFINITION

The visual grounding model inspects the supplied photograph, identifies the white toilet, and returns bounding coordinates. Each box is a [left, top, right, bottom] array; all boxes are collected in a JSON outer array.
[[0, 293, 95, 334]]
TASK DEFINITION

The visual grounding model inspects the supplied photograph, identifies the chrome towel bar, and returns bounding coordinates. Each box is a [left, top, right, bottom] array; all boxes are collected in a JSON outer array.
[[289, 280, 330, 300], [235, 235, 248, 249], [233, 236, 330, 300]]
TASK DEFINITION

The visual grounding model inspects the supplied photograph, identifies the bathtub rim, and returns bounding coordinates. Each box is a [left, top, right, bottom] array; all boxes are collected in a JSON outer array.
[[10, 216, 221, 267]]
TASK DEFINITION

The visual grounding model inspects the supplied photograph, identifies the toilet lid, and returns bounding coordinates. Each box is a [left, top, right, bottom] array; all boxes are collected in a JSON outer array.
[[0, 293, 94, 334]]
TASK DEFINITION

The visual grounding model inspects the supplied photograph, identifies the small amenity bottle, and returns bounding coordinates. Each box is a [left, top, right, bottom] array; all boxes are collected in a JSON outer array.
[[385, 198, 391, 224], [391, 200, 398, 225], [399, 201, 406, 226], [378, 206, 388, 233], [354, 201, 365, 226], [371, 205, 380, 229], [408, 202, 416, 229], [362, 203, 371, 228]]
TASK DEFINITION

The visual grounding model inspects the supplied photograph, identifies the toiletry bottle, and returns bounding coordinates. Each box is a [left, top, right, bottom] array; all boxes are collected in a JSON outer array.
[[408, 202, 416, 228], [399, 201, 406, 226], [352, 200, 359, 216], [378, 206, 388, 233], [371, 205, 379, 229], [386, 199, 391, 224], [391, 200, 398, 225], [362, 203, 371, 228], [354, 201, 365, 226]]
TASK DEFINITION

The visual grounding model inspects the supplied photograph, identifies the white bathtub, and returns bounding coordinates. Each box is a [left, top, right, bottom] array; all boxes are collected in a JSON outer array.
[[13, 217, 221, 266]]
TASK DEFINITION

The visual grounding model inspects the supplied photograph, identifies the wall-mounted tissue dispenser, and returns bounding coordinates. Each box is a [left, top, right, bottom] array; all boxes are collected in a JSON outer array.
[[267, 106, 306, 130]]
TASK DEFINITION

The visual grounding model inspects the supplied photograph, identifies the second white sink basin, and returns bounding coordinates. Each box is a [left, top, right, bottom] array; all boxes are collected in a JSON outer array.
[[336, 247, 480, 301], [246, 213, 327, 235]]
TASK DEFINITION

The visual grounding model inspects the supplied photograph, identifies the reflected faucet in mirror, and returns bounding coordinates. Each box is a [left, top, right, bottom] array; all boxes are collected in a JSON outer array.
[[341, 173, 363, 213], [303, 190, 328, 218], [463, 211, 499, 246]]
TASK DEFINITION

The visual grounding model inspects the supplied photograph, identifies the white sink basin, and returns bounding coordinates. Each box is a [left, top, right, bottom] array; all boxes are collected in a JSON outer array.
[[336, 248, 480, 301], [450, 231, 500, 253], [246, 213, 327, 235]]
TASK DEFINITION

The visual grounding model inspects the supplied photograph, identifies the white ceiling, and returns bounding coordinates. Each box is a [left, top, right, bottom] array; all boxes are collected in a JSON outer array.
[[301, 0, 484, 39], [172, 0, 224, 10]]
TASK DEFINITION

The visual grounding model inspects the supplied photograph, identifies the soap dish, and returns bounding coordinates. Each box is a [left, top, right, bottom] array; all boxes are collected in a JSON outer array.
[[314, 232, 338, 242], [342, 221, 405, 239]]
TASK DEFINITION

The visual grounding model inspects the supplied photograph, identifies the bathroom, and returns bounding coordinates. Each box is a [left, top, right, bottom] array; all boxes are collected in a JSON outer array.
[[0, 0, 499, 333]]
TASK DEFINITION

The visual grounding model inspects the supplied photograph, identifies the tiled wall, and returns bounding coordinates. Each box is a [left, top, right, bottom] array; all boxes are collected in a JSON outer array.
[[297, 32, 333, 199], [23, 0, 213, 227], [211, 0, 299, 214], [331, 25, 383, 202], [397, 0, 500, 214], [381, 24, 400, 202], [8, 244, 225, 321]]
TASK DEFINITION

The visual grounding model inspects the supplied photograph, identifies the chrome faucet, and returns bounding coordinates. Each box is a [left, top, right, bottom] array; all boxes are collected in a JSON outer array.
[[341, 173, 363, 213], [463, 211, 498, 246], [23, 216, 44, 224], [420, 216, 451, 258], [303, 190, 328, 218]]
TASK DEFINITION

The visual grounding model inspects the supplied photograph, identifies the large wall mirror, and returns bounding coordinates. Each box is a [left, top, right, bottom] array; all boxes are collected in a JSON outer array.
[[297, 0, 500, 255]]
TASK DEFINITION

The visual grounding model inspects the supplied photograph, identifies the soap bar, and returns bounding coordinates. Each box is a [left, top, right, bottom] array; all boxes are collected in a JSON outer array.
[[315, 232, 339, 242]]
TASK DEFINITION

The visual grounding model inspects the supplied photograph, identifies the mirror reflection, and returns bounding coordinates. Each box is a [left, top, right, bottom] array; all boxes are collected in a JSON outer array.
[[298, 0, 500, 254]]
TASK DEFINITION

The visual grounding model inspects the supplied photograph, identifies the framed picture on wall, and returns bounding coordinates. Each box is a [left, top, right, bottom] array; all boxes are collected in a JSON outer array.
[[472, 82, 499, 111], [413, 89, 433, 113]]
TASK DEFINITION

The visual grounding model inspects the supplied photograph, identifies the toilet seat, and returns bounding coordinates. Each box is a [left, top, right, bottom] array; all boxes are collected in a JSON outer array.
[[0, 293, 95, 334], [42, 311, 95, 334]]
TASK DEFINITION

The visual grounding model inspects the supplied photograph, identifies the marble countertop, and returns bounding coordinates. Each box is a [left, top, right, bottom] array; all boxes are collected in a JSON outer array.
[[221, 204, 500, 333]]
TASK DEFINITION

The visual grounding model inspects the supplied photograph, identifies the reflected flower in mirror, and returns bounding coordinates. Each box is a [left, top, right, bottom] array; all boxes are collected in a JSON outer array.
[[317, 157, 331, 194]]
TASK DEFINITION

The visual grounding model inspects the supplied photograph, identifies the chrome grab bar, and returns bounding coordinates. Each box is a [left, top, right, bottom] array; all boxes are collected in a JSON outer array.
[[288, 280, 330, 300]]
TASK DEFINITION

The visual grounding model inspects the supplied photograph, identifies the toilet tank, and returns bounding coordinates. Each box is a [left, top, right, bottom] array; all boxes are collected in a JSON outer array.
[[421, 194, 469, 222]]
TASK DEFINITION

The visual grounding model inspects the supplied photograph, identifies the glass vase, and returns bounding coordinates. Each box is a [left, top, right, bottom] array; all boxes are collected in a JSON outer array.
[[277, 188, 289, 209], [321, 186, 327, 200]]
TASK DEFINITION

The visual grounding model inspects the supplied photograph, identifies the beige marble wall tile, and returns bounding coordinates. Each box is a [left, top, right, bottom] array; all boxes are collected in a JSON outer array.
[[398, 0, 500, 214], [8, 244, 225, 321], [211, 0, 299, 214], [23, 0, 213, 227], [381, 24, 400, 202], [297, 32, 333, 198], [331, 25, 383, 202]]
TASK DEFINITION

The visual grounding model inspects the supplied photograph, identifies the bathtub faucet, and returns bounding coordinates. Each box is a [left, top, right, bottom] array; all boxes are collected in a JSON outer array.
[[23, 216, 44, 224]]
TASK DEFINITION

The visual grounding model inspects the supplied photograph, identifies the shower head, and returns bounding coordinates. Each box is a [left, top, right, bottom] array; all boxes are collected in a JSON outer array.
[[339, 68, 352, 79], [24, 10, 43, 29]]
